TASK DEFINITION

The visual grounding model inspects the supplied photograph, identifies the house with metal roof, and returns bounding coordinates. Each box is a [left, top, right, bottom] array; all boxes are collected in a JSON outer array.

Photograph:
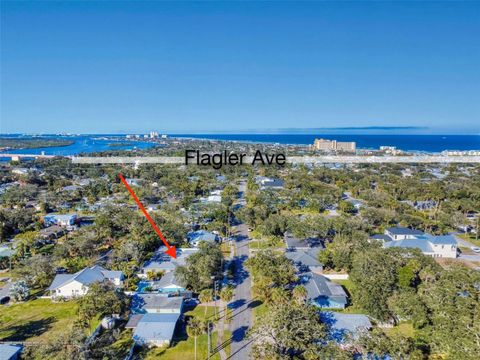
[[0, 344, 22, 360], [47, 265, 123, 298], [385, 226, 424, 240], [301, 273, 348, 309], [43, 214, 78, 227], [132, 294, 184, 314], [372, 227, 457, 258], [132, 313, 180, 347], [187, 230, 219, 247], [257, 176, 284, 190], [320, 312, 372, 342]]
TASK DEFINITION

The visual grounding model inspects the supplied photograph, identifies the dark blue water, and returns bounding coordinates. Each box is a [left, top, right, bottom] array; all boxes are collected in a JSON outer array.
[[1, 134, 479, 155], [172, 134, 480, 153], [0, 134, 155, 156]]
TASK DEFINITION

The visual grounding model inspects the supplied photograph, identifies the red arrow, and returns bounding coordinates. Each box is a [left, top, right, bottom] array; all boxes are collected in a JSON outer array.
[[118, 173, 176, 259]]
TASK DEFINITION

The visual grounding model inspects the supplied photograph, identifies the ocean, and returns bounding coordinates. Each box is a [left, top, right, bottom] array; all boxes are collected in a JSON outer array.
[[172, 134, 480, 153], [1, 134, 479, 155]]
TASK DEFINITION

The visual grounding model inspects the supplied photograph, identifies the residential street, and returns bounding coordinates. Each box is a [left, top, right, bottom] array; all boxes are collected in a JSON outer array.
[[229, 181, 254, 359]]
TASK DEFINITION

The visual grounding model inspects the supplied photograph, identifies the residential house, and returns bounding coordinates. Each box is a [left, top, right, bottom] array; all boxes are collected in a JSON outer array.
[[38, 225, 65, 240], [132, 294, 183, 314], [286, 249, 323, 273], [284, 233, 324, 251], [154, 272, 186, 294], [302, 273, 348, 309], [187, 230, 220, 247], [47, 265, 123, 298], [0, 344, 22, 360], [257, 176, 284, 190], [401, 200, 437, 211], [372, 227, 458, 258], [320, 312, 372, 342], [131, 313, 180, 347], [43, 214, 78, 228], [140, 247, 199, 276]]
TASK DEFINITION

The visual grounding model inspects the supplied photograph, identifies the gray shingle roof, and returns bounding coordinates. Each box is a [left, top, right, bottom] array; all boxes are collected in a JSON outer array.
[[285, 249, 323, 267], [386, 227, 424, 236], [133, 294, 183, 312], [48, 265, 122, 290], [156, 271, 182, 289], [302, 273, 347, 304]]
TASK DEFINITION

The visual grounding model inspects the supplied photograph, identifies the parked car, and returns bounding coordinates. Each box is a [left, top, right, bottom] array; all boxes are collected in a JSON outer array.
[[471, 247, 480, 253]]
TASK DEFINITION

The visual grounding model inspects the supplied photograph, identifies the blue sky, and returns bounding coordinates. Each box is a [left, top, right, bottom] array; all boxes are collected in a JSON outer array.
[[1, 1, 479, 134]]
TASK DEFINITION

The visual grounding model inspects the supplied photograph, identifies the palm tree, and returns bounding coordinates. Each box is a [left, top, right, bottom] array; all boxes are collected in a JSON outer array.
[[220, 285, 234, 320], [270, 287, 289, 305], [199, 289, 213, 316], [292, 285, 308, 304], [186, 317, 206, 360]]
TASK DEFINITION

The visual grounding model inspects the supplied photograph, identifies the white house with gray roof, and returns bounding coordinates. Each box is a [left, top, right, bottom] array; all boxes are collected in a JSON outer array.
[[372, 227, 457, 258], [47, 265, 123, 298]]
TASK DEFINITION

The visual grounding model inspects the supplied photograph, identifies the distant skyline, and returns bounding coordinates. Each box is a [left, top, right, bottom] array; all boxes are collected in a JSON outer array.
[[1, 1, 479, 134]]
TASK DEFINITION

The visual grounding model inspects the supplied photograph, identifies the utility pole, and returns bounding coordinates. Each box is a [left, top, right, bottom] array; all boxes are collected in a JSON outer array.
[[214, 280, 218, 320], [207, 321, 211, 360]]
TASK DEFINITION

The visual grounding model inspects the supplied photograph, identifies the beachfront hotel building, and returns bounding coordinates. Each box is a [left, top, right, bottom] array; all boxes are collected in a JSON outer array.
[[313, 138, 356, 153]]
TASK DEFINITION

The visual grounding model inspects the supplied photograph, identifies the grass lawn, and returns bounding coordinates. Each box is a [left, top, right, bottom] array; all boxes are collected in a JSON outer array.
[[457, 233, 480, 247], [0, 298, 98, 342], [251, 301, 268, 323], [384, 322, 415, 338], [185, 305, 221, 322], [144, 330, 232, 360]]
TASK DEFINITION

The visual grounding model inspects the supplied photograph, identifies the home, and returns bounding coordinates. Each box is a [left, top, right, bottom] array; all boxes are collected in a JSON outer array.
[[43, 214, 78, 227], [154, 272, 186, 294], [0, 245, 14, 259], [284, 233, 324, 251], [205, 189, 222, 203], [401, 200, 437, 211], [0, 344, 23, 360], [302, 273, 348, 309], [384, 226, 424, 240], [38, 225, 65, 240], [187, 230, 220, 247], [140, 247, 199, 276], [320, 312, 372, 342], [125, 178, 142, 187], [12, 168, 29, 175], [131, 313, 180, 347], [47, 265, 123, 298], [132, 293, 184, 314], [372, 227, 458, 258], [256, 176, 284, 190], [286, 249, 323, 273]]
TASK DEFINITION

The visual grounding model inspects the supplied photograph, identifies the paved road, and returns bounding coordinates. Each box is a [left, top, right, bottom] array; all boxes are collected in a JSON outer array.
[[229, 181, 254, 360], [453, 233, 480, 263]]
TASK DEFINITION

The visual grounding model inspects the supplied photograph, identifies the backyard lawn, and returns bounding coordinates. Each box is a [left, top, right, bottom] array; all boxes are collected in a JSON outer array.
[[385, 322, 415, 338], [0, 298, 97, 342], [144, 330, 231, 360], [184, 305, 220, 322]]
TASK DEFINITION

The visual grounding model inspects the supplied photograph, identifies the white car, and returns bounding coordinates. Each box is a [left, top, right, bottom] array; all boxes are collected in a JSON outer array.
[[471, 247, 480, 253]]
